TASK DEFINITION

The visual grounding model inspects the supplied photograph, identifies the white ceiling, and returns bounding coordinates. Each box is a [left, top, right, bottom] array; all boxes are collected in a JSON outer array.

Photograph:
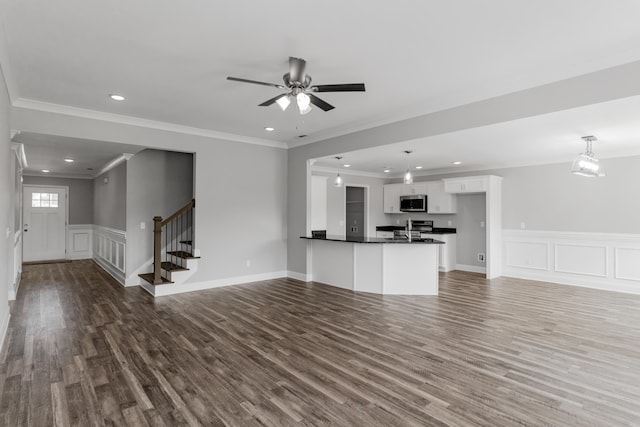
[[312, 95, 640, 177], [14, 132, 146, 179], [2, 1, 640, 170]]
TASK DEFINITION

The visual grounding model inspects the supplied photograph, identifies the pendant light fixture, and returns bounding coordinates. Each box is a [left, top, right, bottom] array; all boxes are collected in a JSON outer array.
[[571, 136, 606, 177], [334, 156, 343, 187], [403, 150, 413, 184]]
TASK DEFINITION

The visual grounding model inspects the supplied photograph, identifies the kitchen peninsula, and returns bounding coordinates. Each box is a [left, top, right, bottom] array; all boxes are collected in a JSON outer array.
[[301, 235, 443, 295]]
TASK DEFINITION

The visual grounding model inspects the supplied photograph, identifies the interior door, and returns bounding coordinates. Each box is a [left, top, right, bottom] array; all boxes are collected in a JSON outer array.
[[346, 186, 365, 239], [23, 186, 67, 262]]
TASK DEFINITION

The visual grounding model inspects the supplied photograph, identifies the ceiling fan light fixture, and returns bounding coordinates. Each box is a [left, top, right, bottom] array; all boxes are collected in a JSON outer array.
[[275, 95, 291, 111], [297, 93, 311, 114]]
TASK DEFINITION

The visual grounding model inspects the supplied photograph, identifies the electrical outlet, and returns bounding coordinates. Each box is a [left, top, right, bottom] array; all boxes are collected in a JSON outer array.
[[478, 253, 485, 262], [480, 221, 485, 228], [246, 259, 251, 268], [447, 220, 452, 226], [339, 220, 344, 226], [140, 221, 145, 230], [396, 219, 400, 225], [520, 222, 526, 229]]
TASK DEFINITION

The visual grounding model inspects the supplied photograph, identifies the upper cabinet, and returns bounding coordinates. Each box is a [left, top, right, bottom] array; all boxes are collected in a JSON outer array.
[[383, 181, 456, 214], [443, 176, 488, 194], [426, 181, 457, 214], [403, 182, 428, 195], [383, 183, 404, 213]]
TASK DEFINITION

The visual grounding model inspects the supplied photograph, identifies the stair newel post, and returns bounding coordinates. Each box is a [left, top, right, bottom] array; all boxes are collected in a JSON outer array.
[[153, 215, 163, 284]]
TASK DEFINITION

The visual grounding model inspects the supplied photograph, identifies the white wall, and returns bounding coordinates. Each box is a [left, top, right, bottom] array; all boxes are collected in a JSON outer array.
[[0, 63, 12, 342], [313, 170, 387, 237]]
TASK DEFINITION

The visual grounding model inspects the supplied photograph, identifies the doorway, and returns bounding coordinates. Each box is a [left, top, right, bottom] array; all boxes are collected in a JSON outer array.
[[23, 185, 68, 262], [346, 186, 366, 239]]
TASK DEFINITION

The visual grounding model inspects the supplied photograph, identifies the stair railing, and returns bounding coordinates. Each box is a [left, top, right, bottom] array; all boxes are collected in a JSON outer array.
[[152, 199, 195, 284]]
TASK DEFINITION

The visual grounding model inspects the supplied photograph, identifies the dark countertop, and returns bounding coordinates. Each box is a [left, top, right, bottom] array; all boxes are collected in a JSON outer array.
[[301, 235, 444, 244], [376, 226, 457, 234]]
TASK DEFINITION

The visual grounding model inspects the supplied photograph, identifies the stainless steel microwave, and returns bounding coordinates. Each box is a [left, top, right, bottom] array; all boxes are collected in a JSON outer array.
[[400, 195, 427, 212]]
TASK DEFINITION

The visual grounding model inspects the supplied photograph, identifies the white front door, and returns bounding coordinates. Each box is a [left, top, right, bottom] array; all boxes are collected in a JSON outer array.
[[23, 186, 68, 262]]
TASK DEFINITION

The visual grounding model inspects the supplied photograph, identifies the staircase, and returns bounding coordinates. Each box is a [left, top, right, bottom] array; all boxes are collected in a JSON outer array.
[[139, 199, 199, 289]]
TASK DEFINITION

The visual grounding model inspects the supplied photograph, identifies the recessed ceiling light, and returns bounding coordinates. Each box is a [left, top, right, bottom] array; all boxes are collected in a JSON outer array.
[[42, 169, 50, 173], [452, 161, 462, 165], [415, 166, 423, 169], [383, 168, 391, 173], [64, 158, 74, 163], [343, 164, 351, 168], [109, 94, 125, 101], [264, 127, 275, 132]]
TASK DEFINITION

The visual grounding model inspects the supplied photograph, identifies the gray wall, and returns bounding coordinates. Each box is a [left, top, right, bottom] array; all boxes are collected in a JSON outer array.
[[0, 63, 12, 334], [93, 161, 127, 230], [126, 149, 194, 279], [11, 107, 288, 284], [23, 176, 94, 224]]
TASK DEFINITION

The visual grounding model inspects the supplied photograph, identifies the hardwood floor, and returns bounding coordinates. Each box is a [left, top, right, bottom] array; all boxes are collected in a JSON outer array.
[[2, 260, 640, 426]]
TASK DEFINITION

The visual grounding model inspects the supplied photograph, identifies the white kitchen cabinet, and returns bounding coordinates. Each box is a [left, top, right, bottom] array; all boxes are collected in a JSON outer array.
[[443, 176, 488, 194], [422, 233, 457, 272], [383, 183, 404, 213], [403, 182, 428, 195], [426, 181, 457, 214]]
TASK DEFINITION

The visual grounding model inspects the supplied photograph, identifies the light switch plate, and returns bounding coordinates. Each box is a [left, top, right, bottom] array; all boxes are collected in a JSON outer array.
[[140, 222, 146, 230]]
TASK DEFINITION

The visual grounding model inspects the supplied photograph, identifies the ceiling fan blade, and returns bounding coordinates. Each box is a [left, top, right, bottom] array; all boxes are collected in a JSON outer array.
[[289, 57, 307, 83], [308, 94, 335, 111], [311, 83, 366, 92], [258, 93, 290, 107], [227, 76, 285, 89]]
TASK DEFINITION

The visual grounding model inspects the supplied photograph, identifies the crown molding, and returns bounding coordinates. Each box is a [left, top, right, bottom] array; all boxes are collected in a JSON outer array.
[[10, 142, 28, 168], [311, 165, 390, 179], [95, 153, 135, 178], [22, 171, 93, 180], [13, 98, 288, 149]]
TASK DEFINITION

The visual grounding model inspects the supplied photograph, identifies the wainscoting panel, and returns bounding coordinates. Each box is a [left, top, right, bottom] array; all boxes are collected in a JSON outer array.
[[503, 230, 640, 295], [10, 231, 22, 300], [68, 224, 93, 260], [554, 244, 607, 277], [615, 248, 640, 282], [505, 241, 549, 270], [93, 225, 126, 284]]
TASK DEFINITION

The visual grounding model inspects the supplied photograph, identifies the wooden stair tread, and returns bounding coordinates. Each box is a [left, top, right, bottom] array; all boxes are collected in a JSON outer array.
[[167, 251, 200, 259], [160, 262, 188, 272], [179, 240, 193, 245], [139, 273, 173, 285]]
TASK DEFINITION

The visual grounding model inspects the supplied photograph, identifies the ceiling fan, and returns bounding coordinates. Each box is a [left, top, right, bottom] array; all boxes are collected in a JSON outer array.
[[227, 57, 366, 114]]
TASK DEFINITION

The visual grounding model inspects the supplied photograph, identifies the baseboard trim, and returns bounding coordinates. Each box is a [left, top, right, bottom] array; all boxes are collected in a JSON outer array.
[[93, 257, 125, 285], [456, 264, 487, 274], [151, 271, 288, 297], [0, 310, 10, 356], [503, 269, 640, 295], [287, 271, 311, 282]]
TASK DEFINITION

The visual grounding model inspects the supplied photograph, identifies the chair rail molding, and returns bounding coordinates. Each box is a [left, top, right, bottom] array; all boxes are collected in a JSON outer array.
[[503, 229, 640, 295]]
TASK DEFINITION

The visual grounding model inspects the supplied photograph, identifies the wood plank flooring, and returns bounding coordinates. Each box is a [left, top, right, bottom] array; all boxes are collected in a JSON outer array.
[[1, 260, 640, 426]]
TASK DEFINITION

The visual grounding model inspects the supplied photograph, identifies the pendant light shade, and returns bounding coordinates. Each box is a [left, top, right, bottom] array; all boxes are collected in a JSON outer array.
[[403, 150, 413, 184], [571, 136, 606, 177], [334, 156, 343, 187]]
